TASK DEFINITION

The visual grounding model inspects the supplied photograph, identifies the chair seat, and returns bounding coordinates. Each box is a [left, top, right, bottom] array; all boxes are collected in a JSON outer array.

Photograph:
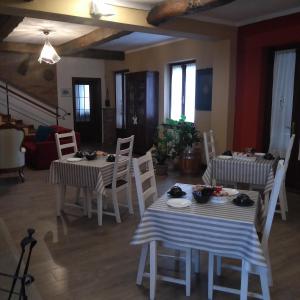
[[105, 179, 127, 189]]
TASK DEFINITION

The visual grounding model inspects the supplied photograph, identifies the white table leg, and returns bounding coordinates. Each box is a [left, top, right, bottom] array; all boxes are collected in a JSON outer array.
[[149, 240, 157, 300], [240, 260, 249, 300], [56, 184, 66, 216]]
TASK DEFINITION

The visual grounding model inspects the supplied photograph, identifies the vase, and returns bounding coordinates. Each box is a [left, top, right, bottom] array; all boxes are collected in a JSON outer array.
[[179, 145, 202, 175]]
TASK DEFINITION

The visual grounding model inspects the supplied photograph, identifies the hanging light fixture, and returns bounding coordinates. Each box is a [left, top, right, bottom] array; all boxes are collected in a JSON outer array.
[[90, 0, 115, 17], [38, 30, 61, 64]]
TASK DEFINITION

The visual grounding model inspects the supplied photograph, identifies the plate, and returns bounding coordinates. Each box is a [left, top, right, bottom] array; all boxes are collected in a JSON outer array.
[[218, 155, 232, 159], [210, 196, 229, 204], [166, 198, 191, 208], [255, 152, 265, 157], [222, 188, 239, 196], [67, 157, 83, 162]]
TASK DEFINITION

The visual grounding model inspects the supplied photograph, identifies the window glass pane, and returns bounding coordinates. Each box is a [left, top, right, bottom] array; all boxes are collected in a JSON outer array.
[[74, 84, 91, 122], [115, 73, 123, 129], [170, 65, 182, 120], [185, 64, 196, 122]]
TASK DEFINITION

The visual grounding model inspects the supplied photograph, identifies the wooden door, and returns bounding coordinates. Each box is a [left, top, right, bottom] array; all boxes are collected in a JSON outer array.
[[286, 49, 300, 190], [72, 78, 102, 144]]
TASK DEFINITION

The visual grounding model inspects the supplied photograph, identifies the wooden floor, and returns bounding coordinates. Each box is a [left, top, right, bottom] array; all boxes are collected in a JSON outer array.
[[0, 168, 299, 300]]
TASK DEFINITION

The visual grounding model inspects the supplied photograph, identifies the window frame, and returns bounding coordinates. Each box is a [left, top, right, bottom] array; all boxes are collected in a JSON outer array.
[[169, 59, 196, 121], [114, 69, 129, 129]]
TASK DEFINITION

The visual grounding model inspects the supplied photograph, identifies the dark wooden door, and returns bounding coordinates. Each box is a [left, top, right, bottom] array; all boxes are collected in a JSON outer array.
[[72, 78, 102, 144], [286, 50, 300, 190]]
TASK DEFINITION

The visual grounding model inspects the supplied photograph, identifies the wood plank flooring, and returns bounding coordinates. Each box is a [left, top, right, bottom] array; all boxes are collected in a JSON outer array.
[[0, 168, 299, 299]]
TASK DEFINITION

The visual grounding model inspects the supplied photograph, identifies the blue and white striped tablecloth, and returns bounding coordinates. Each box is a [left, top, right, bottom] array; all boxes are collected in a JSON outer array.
[[48, 157, 116, 194], [131, 183, 267, 268], [202, 157, 277, 194]]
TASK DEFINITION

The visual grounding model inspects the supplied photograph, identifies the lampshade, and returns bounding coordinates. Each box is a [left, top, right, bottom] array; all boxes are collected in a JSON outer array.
[[38, 37, 61, 64], [90, 0, 115, 17]]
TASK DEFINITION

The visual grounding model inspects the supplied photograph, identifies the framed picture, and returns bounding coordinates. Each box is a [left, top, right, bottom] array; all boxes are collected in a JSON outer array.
[[61, 88, 72, 97], [195, 68, 213, 111]]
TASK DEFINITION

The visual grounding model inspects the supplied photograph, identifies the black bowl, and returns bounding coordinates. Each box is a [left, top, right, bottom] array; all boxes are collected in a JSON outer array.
[[106, 154, 115, 162], [192, 191, 211, 204], [222, 150, 232, 156], [263, 153, 275, 160], [232, 194, 254, 207], [85, 151, 96, 160], [74, 151, 84, 158], [167, 186, 186, 198]]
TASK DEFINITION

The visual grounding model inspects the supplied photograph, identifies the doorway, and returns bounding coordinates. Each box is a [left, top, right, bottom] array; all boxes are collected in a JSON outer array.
[[72, 78, 102, 145]]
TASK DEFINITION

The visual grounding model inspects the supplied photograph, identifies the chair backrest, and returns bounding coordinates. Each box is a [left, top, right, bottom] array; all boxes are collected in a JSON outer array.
[[203, 129, 216, 165], [283, 134, 295, 173], [55, 130, 78, 159], [0, 123, 25, 169], [261, 160, 285, 251], [133, 151, 158, 218], [111, 135, 134, 189]]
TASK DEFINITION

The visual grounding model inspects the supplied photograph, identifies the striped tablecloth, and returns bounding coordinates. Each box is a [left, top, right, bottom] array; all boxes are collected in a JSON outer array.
[[202, 156, 277, 193], [131, 183, 267, 268], [49, 156, 116, 194]]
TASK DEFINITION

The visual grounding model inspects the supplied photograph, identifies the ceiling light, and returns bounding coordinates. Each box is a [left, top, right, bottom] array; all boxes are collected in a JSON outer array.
[[90, 0, 115, 17], [38, 30, 61, 65]]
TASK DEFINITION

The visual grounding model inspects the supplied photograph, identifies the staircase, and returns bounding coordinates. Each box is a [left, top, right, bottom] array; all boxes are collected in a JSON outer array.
[[0, 113, 35, 136]]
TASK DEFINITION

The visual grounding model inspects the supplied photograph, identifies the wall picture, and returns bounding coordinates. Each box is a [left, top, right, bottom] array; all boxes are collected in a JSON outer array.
[[195, 68, 213, 111], [61, 88, 72, 97]]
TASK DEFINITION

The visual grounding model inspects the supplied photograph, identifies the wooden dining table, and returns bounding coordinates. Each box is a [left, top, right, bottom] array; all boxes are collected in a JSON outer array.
[[131, 183, 268, 300], [49, 156, 118, 216]]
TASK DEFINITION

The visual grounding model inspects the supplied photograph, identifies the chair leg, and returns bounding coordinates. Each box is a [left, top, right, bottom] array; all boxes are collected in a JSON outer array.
[[279, 187, 287, 221], [282, 183, 288, 212], [208, 253, 214, 300], [83, 188, 87, 216], [185, 248, 192, 296], [96, 193, 103, 226], [18, 168, 25, 183], [127, 179, 134, 214], [111, 190, 121, 223], [136, 244, 148, 285], [193, 249, 200, 274], [87, 191, 92, 219], [216, 256, 222, 276], [240, 260, 249, 300], [75, 187, 81, 204], [259, 267, 271, 300]]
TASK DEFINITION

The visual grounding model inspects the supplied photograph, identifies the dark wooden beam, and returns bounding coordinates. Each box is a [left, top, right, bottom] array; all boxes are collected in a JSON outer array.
[[147, 0, 235, 26], [0, 14, 23, 41], [70, 49, 125, 60], [0, 42, 40, 54], [58, 28, 131, 56]]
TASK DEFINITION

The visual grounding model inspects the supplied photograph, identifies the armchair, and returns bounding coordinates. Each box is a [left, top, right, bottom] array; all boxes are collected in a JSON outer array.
[[0, 123, 25, 182]]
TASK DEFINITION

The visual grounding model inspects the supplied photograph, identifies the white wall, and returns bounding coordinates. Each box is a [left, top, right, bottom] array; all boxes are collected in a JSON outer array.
[[56, 57, 106, 130]]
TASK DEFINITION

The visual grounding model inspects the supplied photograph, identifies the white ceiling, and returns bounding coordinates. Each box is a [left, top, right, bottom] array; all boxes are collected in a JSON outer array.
[[4, 17, 98, 45], [93, 32, 177, 52]]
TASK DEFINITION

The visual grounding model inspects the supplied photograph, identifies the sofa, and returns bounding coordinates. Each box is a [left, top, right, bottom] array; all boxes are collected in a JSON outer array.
[[23, 125, 80, 170]]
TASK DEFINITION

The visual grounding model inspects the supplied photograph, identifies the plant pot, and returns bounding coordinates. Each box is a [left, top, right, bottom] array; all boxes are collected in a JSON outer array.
[[179, 145, 201, 175], [155, 164, 168, 176]]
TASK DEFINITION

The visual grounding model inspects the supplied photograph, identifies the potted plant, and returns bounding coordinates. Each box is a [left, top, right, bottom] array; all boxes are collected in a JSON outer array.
[[166, 116, 202, 175]]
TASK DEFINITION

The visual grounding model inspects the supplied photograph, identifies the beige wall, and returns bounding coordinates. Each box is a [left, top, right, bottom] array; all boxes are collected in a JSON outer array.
[[105, 38, 235, 153]]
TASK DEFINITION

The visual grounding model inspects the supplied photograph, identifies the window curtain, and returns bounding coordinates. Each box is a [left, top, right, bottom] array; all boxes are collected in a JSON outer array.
[[170, 65, 182, 120], [269, 49, 296, 157]]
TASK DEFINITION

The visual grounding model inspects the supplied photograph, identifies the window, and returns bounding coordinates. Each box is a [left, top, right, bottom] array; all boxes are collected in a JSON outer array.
[[170, 61, 196, 122], [115, 70, 128, 129], [74, 84, 90, 122]]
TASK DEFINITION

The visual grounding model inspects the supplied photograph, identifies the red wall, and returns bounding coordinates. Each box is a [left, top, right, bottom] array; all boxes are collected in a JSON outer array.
[[234, 13, 300, 151]]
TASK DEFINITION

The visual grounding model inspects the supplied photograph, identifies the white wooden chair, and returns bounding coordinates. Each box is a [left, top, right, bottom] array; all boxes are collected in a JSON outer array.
[[203, 130, 216, 166], [88, 135, 134, 226], [133, 151, 193, 297], [277, 134, 295, 220], [208, 160, 285, 300], [55, 131, 86, 215]]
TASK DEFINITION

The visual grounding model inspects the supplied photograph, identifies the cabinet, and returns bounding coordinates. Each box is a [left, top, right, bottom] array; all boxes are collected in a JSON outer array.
[[125, 71, 158, 154]]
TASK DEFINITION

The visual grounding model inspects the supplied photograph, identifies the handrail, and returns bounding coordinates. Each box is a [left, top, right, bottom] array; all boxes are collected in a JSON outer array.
[[0, 81, 70, 126]]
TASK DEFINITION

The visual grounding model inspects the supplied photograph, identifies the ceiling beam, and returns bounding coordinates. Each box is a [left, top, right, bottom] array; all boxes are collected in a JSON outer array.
[[58, 28, 131, 56], [0, 42, 125, 60], [0, 14, 23, 41]]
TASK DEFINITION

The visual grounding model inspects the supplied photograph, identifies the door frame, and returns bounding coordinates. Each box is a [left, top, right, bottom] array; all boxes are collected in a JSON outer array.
[[72, 77, 102, 143]]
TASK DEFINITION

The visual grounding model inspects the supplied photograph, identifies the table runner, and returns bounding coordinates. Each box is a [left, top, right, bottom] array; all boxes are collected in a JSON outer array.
[[202, 157, 277, 193], [49, 157, 116, 193], [131, 183, 267, 268]]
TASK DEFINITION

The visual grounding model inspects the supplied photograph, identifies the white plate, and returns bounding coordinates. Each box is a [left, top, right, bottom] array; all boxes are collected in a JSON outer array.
[[210, 196, 229, 204], [167, 198, 191, 208], [255, 152, 265, 157], [222, 188, 239, 196], [218, 155, 232, 159], [67, 157, 83, 162]]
